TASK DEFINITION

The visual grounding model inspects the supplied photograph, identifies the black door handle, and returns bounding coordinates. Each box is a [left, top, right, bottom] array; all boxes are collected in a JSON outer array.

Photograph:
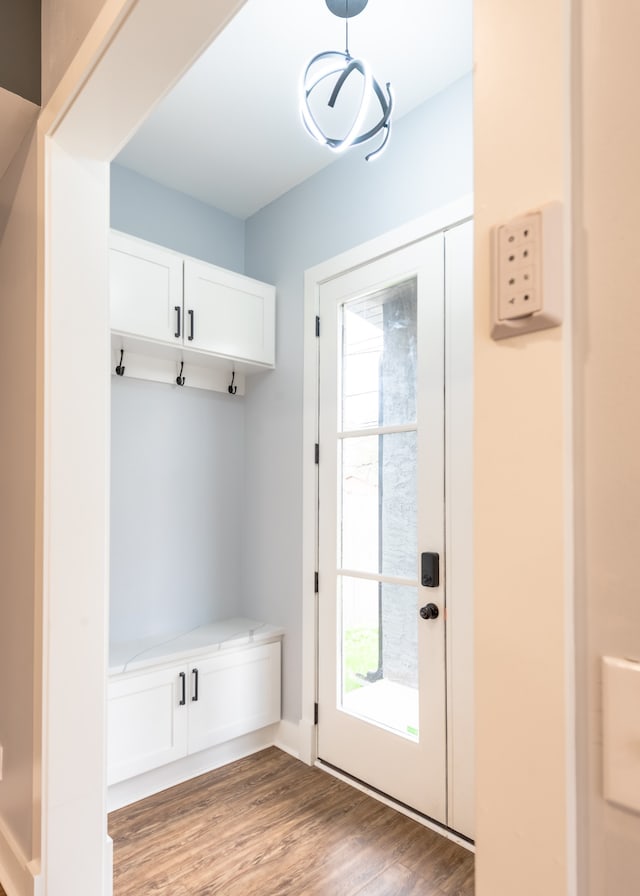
[[188, 309, 194, 341], [175, 305, 181, 339], [179, 671, 186, 705], [192, 667, 199, 702], [420, 603, 439, 620]]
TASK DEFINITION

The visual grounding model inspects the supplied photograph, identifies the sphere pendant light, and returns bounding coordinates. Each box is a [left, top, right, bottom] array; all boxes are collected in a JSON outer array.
[[301, 0, 393, 161]]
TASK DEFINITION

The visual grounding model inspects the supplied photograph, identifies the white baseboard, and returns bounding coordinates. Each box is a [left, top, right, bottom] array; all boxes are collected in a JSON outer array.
[[297, 718, 317, 766], [0, 816, 40, 896], [104, 836, 113, 896], [274, 719, 300, 759], [107, 720, 313, 813], [108, 723, 280, 811]]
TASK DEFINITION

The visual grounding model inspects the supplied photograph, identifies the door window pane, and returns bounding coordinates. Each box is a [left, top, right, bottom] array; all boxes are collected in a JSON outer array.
[[341, 279, 417, 431], [340, 431, 417, 579], [340, 576, 418, 738]]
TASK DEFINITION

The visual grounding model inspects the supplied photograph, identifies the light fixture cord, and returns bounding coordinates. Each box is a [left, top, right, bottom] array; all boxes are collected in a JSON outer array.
[[345, 0, 350, 57]]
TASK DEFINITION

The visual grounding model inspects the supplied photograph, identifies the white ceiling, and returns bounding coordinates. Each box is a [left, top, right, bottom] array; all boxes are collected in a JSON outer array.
[[115, 0, 472, 220]]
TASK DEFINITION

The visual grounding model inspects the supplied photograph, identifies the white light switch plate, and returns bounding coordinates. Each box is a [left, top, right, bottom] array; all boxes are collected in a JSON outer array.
[[602, 655, 640, 814], [491, 201, 563, 340]]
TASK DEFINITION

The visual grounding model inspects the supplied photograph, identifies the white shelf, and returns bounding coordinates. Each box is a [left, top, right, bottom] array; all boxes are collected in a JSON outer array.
[[109, 616, 284, 676]]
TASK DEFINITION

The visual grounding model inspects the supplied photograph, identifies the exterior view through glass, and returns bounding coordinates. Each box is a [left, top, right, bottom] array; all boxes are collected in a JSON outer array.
[[338, 278, 420, 738]]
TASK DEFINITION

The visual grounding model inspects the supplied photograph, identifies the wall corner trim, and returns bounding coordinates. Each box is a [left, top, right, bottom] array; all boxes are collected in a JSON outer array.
[[0, 816, 40, 896]]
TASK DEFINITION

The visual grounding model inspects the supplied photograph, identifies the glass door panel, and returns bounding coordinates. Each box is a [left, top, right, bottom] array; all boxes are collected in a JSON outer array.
[[340, 431, 417, 578], [338, 279, 419, 738], [341, 279, 417, 431], [340, 576, 419, 739]]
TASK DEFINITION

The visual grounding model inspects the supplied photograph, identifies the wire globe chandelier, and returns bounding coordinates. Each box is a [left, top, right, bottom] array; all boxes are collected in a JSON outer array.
[[301, 0, 393, 161]]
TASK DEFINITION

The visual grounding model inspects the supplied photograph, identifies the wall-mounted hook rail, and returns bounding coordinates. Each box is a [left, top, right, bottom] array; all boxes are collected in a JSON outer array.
[[228, 371, 237, 395], [176, 361, 185, 387], [115, 349, 125, 377]]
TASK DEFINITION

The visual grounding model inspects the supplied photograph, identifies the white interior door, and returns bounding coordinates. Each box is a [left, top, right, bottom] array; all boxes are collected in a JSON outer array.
[[317, 233, 447, 822]]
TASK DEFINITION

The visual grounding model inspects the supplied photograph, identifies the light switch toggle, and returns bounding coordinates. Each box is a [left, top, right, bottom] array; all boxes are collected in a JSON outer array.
[[602, 655, 640, 814]]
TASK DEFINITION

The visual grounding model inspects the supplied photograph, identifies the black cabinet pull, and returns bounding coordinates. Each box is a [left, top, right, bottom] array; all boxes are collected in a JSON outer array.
[[175, 306, 181, 339], [179, 671, 186, 706], [192, 667, 199, 702], [188, 309, 194, 341]]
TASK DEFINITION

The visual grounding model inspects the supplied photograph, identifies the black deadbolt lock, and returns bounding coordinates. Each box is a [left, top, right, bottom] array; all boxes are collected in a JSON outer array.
[[421, 552, 440, 588]]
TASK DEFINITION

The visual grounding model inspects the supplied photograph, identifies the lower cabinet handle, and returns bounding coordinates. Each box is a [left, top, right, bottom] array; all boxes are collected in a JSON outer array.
[[175, 306, 181, 339], [179, 671, 186, 706], [188, 309, 194, 342], [192, 667, 199, 702]]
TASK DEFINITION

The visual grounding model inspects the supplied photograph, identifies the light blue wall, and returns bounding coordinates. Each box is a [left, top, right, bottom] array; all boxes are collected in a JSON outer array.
[[109, 166, 247, 643], [242, 74, 473, 721], [110, 378, 245, 642], [110, 163, 245, 273]]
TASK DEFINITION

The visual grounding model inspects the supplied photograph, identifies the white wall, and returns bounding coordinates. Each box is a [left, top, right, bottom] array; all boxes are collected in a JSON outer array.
[[41, 0, 108, 103], [473, 0, 571, 894], [575, 0, 640, 891], [44, 141, 111, 896], [0, 127, 38, 871], [243, 75, 473, 722]]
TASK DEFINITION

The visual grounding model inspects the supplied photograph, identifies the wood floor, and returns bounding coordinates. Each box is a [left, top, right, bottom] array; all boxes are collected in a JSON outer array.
[[109, 747, 474, 896]]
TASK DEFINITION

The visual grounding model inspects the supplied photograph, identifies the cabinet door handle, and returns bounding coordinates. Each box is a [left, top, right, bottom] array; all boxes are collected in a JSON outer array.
[[175, 306, 181, 339], [188, 309, 194, 342], [192, 667, 199, 702], [179, 671, 186, 706]]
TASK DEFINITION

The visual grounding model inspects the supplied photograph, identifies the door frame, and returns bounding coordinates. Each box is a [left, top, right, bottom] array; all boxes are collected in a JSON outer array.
[[301, 197, 474, 826]]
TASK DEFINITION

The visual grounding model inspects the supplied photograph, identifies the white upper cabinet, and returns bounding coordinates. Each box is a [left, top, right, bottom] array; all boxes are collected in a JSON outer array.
[[109, 231, 276, 376], [184, 259, 275, 367], [110, 231, 183, 343]]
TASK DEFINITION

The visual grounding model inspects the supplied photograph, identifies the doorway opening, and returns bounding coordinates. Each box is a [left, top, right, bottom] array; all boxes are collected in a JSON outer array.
[[40, 0, 473, 890]]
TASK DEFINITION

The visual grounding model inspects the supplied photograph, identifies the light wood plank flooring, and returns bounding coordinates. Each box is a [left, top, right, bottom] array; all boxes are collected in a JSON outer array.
[[109, 747, 474, 895]]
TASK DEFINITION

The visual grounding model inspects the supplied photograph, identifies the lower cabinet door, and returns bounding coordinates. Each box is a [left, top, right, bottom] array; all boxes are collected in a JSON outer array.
[[108, 665, 188, 785], [188, 642, 281, 754]]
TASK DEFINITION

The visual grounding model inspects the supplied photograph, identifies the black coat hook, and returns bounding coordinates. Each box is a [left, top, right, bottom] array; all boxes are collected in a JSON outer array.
[[115, 349, 125, 377], [228, 371, 237, 395], [176, 361, 185, 387]]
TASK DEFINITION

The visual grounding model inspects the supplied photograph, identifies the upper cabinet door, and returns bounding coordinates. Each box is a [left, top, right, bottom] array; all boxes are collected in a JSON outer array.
[[184, 259, 275, 367], [110, 231, 183, 343]]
